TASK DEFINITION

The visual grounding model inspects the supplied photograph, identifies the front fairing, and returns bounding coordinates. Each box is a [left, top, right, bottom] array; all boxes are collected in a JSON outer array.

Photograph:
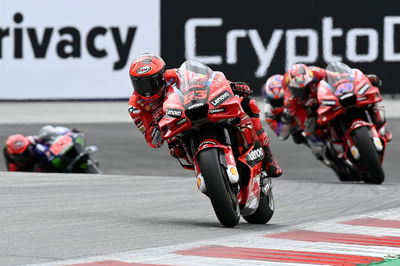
[[46, 133, 88, 170], [159, 60, 244, 139], [317, 63, 382, 124]]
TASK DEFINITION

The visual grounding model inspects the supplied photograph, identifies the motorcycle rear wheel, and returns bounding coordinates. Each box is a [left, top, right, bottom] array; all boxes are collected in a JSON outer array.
[[199, 148, 240, 227], [351, 127, 385, 184]]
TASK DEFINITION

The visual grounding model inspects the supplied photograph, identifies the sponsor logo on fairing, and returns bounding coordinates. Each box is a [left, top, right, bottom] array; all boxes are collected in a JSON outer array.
[[199, 140, 217, 148], [175, 117, 188, 125], [357, 96, 368, 101], [246, 147, 264, 161], [322, 100, 337, 106], [210, 91, 231, 106], [128, 106, 140, 114], [340, 93, 354, 100], [209, 108, 225, 114], [188, 102, 205, 109], [358, 83, 371, 95], [166, 109, 182, 118]]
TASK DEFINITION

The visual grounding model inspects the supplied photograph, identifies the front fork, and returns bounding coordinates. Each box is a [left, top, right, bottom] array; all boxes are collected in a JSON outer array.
[[344, 120, 385, 161], [193, 128, 239, 194]]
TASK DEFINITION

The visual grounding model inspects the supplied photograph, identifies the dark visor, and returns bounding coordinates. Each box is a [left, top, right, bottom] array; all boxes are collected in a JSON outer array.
[[290, 87, 308, 100], [267, 98, 284, 108], [130, 72, 164, 97]]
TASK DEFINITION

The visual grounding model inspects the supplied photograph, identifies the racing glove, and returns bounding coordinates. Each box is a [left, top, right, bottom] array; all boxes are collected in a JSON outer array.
[[279, 110, 293, 140], [305, 98, 318, 116], [147, 122, 163, 148], [367, 74, 382, 87], [230, 82, 253, 97]]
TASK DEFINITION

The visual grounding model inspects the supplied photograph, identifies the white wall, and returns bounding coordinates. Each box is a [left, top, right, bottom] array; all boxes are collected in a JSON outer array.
[[1, 0, 160, 99]]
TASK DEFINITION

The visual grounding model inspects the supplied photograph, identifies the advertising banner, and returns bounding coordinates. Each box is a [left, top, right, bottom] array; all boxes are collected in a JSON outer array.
[[1, 0, 160, 99], [161, 0, 400, 94]]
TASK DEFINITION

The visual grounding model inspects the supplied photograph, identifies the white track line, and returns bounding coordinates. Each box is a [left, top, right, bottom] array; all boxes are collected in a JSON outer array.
[[26, 206, 400, 266]]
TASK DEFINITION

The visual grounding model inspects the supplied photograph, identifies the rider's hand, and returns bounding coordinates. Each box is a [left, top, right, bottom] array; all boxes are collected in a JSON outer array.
[[230, 82, 253, 96], [149, 123, 163, 148], [305, 98, 318, 116], [367, 74, 382, 87], [265, 112, 276, 120]]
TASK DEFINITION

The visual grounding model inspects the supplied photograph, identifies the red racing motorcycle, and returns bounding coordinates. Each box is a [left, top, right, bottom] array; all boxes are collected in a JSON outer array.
[[316, 62, 388, 184], [158, 60, 274, 227]]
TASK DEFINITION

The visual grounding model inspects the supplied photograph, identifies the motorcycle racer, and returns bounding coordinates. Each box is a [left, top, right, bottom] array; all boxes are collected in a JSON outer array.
[[3, 134, 41, 171], [263, 74, 307, 145], [281, 63, 391, 159], [128, 54, 282, 177], [263, 74, 284, 137], [3, 125, 77, 172]]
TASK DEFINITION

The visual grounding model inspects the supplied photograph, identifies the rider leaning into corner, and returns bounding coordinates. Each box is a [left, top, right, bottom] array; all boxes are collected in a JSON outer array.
[[280, 63, 392, 159], [3, 125, 74, 171], [127, 53, 282, 177], [263, 74, 307, 145]]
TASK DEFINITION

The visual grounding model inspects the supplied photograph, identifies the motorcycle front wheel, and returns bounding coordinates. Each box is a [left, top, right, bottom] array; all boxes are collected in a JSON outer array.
[[351, 126, 385, 184], [199, 148, 240, 227]]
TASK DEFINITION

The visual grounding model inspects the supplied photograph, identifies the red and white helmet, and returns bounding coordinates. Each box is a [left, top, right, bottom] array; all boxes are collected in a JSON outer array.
[[5, 134, 32, 162], [286, 64, 314, 98], [129, 54, 166, 101], [263, 74, 284, 107], [6, 134, 29, 154]]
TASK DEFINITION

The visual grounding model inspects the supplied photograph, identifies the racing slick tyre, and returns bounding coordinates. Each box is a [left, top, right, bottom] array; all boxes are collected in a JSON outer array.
[[199, 148, 240, 227], [351, 127, 385, 184], [332, 162, 361, 182], [243, 190, 274, 224]]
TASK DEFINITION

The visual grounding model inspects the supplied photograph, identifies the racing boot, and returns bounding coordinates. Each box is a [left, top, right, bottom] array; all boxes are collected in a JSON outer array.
[[380, 126, 392, 143], [245, 98, 282, 177], [306, 134, 325, 161], [251, 123, 282, 178], [370, 105, 392, 143], [262, 139, 283, 178]]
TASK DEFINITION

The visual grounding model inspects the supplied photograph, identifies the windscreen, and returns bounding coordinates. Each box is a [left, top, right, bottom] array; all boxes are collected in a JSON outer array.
[[177, 60, 213, 90], [325, 62, 354, 87], [176, 60, 214, 108]]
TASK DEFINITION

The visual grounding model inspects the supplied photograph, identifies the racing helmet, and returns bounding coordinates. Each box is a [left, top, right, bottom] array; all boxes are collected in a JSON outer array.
[[129, 54, 166, 101], [263, 74, 284, 108], [287, 64, 314, 99], [5, 134, 31, 162], [38, 125, 60, 142]]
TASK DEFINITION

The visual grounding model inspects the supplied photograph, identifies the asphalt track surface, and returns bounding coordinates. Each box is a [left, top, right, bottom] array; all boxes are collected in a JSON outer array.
[[0, 119, 399, 265]]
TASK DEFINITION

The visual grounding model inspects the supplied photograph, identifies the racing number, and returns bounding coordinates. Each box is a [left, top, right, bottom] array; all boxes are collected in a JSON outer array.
[[184, 90, 208, 105]]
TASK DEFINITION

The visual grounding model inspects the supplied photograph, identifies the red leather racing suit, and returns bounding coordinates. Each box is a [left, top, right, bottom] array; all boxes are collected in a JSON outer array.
[[128, 68, 282, 177]]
